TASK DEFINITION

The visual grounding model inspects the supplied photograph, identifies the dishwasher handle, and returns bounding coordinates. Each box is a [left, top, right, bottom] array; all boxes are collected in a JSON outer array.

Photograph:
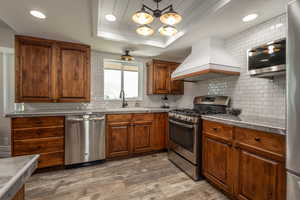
[[66, 116, 105, 121]]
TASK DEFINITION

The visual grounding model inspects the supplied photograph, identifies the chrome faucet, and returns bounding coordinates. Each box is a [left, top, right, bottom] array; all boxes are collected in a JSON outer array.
[[120, 89, 128, 108]]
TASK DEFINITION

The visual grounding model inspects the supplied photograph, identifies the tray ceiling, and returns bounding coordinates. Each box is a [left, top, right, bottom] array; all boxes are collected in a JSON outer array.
[[95, 0, 230, 48], [0, 0, 289, 61]]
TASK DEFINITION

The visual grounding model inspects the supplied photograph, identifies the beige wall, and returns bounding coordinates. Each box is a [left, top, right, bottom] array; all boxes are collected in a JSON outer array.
[[0, 26, 15, 48]]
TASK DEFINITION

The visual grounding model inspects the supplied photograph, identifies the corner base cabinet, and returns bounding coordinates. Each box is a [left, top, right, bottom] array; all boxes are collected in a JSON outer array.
[[202, 120, 286, 200], [106, 113, 168, 159]]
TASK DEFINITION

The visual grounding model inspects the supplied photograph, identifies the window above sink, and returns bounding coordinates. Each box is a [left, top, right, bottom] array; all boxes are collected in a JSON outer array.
[[103, 59, 143, 101]]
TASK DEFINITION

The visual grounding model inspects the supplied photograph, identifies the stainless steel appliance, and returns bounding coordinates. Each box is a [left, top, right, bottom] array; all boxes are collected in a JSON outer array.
[[248, 38, 286, 78], [65, 114, 106, 165], [287, 1, 300, 199], [168, 96, 230, 180]]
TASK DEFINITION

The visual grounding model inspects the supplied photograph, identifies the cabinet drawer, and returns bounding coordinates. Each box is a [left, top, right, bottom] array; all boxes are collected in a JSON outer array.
[[235, 127, 285, 156], [132, 113, 154, 122], [106, 114, 132, 122], [13, 127, 64, 140], [12, 117, 64, 129], [38, 152, 64, 168], [13, 137, 64, 155], [203, 120, 233, 141]]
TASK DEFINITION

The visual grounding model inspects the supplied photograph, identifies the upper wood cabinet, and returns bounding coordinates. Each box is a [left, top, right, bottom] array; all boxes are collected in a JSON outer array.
[[15, 35, 91, 103], [15, 37, 54, 102], [147, 60, 184, 95], [169, 63, 184, 94], [56, 42, 90, 102]]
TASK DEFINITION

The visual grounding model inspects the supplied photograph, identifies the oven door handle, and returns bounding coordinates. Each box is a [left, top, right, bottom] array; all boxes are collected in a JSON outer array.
[[169, 119, 195, 129]]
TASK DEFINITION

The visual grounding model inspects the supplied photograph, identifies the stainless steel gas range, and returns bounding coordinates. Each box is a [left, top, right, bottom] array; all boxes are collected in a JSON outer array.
[[168, 95, 230, 180]]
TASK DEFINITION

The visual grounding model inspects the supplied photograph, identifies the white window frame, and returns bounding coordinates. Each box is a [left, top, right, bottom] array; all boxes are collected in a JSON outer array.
[[103, 59, 144, 101]]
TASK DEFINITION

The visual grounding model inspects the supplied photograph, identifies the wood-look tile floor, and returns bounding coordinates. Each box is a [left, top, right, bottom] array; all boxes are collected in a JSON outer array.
[[26, 153, 229, 200]]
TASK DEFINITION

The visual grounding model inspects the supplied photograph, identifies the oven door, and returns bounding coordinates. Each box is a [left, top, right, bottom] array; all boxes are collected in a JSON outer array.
[[168, 119, 199, 164]]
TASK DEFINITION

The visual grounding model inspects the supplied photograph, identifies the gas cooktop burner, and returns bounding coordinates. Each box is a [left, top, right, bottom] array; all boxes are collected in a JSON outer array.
[[170, 108, 223, 116]]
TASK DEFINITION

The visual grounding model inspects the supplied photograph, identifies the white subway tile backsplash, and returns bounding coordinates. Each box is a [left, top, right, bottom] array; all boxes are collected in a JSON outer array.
[[176, 14, 286, 119]]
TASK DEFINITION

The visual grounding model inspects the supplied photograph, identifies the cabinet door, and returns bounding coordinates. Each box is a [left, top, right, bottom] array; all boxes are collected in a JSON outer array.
[[153, 62, 170, 94], [235, 148, 285, 200], [203, 135, 233, 194], [151, 113, 167, 150], [15, 37, 54, 102], [107, 122, 131, 158], [169, 63, 184, 95], [56, 43, 90, 102], [132, 121, 153, 153]]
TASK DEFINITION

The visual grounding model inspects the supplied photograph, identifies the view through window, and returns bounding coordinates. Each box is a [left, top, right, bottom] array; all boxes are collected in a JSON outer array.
[[104, 59, 141, 100]]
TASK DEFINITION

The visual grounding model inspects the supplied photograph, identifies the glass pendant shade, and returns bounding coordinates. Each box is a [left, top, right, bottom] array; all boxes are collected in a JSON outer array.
[[160, 10, 182, 25], [132, 8, 154, 25], [136, 25, 155, 36], [159, 25, 177, 36]]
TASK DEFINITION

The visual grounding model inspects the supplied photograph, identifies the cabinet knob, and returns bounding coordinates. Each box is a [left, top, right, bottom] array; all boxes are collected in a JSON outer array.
[[254, 137, 261, 142], [212, 127, 219, 132]]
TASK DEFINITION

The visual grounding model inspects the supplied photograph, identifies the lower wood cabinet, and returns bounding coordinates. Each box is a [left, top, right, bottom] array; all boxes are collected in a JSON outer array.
[[12, 186, 25, 200], [12, 116, 65, 169], [132, 121, 153, 153], [202, 120, 286, 200], [203, 137, 233, 194], [107, 122, 131, 158], [235, 148, 285, 200], [106, 113, 167, 159]]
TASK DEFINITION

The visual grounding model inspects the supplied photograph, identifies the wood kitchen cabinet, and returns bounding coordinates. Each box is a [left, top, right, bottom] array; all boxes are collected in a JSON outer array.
[[107, 121, 131, 158], [151, 113, 168, 150], [12, 116, 65, 169], [169, 63, 184, 94], [147, 60, 184, 95], [56, 42, 90, 102], [202, 120, 286, 200], [106, 113, 167, 159], [203, 121, 234, 195], [15, 35, 90, 103], [132, 121, 153, 153]]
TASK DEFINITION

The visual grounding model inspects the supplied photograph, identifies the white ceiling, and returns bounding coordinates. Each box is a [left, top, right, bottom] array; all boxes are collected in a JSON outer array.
[[96, 0, 223, 48], [0, 0, 289, 61]]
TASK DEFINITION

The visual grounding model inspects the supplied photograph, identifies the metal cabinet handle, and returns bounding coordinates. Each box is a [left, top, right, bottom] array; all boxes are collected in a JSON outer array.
[[88, 117, 105, 121], [169, 119, 194, 129], [67, 117, 105, 122]]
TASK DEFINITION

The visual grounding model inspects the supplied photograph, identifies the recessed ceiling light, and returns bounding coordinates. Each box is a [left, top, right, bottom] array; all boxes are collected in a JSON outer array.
[[30, 10, 46, 19], [242, 13, 258, 22], [105, 14, 116, 22]]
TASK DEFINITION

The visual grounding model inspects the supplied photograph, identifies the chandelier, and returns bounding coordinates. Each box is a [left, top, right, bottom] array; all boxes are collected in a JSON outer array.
[[132, 0, 182, 37]]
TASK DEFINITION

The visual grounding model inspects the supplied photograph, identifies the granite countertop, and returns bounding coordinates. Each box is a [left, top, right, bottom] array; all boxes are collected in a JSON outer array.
[[5, 107, 171, 118], [0, 155, 39, 200], [201, 114, 286, 135]]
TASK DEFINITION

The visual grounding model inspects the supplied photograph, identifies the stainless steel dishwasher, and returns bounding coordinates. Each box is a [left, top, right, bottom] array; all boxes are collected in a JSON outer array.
[[65, 114, 105, 165]]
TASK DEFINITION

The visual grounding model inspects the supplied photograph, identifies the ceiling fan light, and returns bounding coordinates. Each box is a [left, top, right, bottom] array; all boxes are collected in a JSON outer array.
[[160, 9, 182, 25], [121, 50, 135, 61], [136, 25, 155, 36], [159, 25, 178, 36], [132, 8, 154, 25]]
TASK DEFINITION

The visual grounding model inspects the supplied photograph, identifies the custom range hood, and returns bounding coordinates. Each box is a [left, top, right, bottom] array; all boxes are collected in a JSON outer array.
[[171, 38, 240, 82]]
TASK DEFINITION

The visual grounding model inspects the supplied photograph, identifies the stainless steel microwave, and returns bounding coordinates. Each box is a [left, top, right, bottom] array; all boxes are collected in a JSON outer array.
[[248, 39, 286, 77]]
